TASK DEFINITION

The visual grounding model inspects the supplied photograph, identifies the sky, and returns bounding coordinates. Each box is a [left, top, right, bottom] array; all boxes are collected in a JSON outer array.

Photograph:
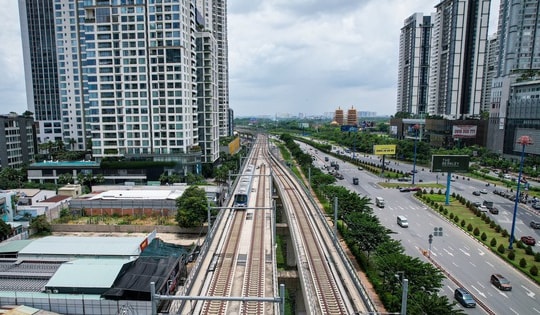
[[0, 0, 499, 118]]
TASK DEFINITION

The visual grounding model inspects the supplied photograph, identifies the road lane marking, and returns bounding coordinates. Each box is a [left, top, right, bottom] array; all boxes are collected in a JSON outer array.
[[521, 285, 536, 298], [471, 285, 486, 298], [459, 248, 471, 256], [443, 248, 454, 256]]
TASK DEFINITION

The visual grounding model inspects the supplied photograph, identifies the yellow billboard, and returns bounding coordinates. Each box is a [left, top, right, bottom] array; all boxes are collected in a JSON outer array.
[[373, 144, 396, 155], [228, 137, 240, 154]]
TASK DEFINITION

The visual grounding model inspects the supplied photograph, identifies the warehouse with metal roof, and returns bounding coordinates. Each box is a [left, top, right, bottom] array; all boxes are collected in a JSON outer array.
[[0, 231, 189, 314]]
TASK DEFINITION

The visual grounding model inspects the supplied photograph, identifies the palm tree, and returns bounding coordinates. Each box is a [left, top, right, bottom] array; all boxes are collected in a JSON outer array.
[[68, 138, 76, 150]]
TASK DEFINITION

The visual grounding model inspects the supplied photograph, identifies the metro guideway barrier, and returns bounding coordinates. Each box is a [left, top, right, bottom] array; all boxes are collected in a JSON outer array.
[[149, 282, 286, 315]]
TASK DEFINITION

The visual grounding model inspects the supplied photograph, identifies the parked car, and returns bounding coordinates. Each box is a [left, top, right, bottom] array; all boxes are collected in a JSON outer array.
[[409, 187, 422, 192], [521, 236, 536, 246], [532, 203, 540, 210], [490, 274, 512, 291], [473, 191, 481, 196], [480, 189, 488, 194], [489, 207, 499, 214], [472, 201, 481, 207], [530, 221, 540, 229], [454, 288, 476, 308]]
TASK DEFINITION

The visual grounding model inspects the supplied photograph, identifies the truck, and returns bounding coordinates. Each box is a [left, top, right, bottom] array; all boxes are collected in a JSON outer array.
[[353, 177, 359, 185]]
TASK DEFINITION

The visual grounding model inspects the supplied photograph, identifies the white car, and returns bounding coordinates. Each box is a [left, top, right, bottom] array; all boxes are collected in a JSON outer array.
[[478, 205, 488, 212]]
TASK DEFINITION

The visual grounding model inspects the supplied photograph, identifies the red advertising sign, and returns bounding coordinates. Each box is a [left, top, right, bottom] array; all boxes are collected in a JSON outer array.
[[452, 125, 477, 138]]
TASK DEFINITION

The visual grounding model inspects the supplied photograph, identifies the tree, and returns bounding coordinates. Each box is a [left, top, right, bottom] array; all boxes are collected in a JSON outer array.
[[373, 249, 445, 312], [346, 212, 389, 259], [29, 215, 52, 235], [68, 138, 77, 150], [175, 186, 209, 227], [0, 168, 26, 189], [0, 220, 11, 240], [214, 165, 229, 184], [76, 173, 105, 191], [408, 293, 466, 315], [58, 173, 74, 185]]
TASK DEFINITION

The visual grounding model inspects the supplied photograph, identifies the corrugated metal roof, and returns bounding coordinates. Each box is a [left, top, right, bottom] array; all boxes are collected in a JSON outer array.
[[18, 236, 144, 257], [89, 189, 183, 200], [46, 259, 130, 289]]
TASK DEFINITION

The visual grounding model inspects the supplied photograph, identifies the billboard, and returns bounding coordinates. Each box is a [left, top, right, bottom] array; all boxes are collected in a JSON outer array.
[[340, 125, 358, 132], [431, 155, 470, 172], [452, 125, 477, 138], [228, 137, 240, 154], [373, 144, 396, 155]]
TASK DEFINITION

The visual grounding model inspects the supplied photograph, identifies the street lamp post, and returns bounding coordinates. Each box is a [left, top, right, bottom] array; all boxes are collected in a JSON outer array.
[[509, 135, 533, 249], [412, 124, 420, 185]]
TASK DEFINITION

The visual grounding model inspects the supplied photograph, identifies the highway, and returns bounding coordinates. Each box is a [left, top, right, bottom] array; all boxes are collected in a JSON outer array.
[[302, 142, 540, 314]]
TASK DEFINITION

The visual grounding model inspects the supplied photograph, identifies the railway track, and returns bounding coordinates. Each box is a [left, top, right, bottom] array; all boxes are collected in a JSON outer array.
[[202, 140, 273, 315], [267, 150, 347, 314], [241, 163, 267, 314], [179, 134, 371, 314]]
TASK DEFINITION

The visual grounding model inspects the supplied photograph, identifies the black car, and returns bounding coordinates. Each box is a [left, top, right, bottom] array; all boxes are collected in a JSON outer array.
[[490, 274, 512, 291], [489, 207, 499, 214], [531, 221, 540, 229], [473, 191, 481, 196], [454, 288, 476, 308]]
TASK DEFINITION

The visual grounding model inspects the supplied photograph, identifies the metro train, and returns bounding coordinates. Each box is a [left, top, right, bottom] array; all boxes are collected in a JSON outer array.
[[232, 164, 255, 209]]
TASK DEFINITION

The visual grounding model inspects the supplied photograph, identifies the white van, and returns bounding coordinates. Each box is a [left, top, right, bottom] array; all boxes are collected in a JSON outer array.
[[375, 197, 385, 208], [397, 215, 409, 228]]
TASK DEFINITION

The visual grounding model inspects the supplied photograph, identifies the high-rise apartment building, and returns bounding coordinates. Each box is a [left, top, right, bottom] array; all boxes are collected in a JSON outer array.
[[427, 0, 490, 119], [0, 113, 36, 168], [487, 0, 540, 154], [19, 0, 228, 164], [212, 0, 230, 137], [195, 9, 220, 163], [397, 13, 432, 116], [495, 0, 540, 77], [19, 0, 63, 145], [482, 35, 498, 112]]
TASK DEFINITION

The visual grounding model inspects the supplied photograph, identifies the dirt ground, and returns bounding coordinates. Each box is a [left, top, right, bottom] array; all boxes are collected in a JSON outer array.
[[52, 231, 205, 247]]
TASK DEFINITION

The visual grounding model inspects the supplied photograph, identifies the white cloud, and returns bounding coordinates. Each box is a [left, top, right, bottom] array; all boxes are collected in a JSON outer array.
[[228, 0, 501, 117], [0, 1, 27, 114], [0, 0, 500, 117]]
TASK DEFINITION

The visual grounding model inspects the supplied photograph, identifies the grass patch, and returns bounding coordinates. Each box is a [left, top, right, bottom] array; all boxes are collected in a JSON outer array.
[[379, 182, 445, 190], [420, 192, 540, 284]]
